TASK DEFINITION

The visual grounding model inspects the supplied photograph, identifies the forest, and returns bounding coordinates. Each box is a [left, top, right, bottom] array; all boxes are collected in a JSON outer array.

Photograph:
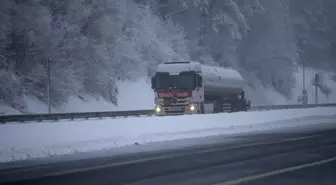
[[0, 0, 335, 112]]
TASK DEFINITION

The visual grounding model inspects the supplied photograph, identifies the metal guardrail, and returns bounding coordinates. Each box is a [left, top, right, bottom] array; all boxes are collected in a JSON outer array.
[[0, 103, 336, 123], [0, 110, 154, 124], [249, 103, 336, 111]]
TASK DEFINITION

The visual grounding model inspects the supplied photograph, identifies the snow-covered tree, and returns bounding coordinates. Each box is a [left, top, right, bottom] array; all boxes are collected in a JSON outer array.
[[236, 0, 297, 98], [2, 0, 335, 111], [0, 0, 190, 111], [0, 1, 14, 106], [0, 1, 12, 64], [290, 0, 336, 70], [1, 1, 53, 111]]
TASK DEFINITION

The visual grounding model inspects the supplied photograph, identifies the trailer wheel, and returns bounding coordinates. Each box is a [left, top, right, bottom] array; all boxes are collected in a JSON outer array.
[[230, 102, 236, 113], [213, 101, 218, 113], [214, 100, 224, 113]]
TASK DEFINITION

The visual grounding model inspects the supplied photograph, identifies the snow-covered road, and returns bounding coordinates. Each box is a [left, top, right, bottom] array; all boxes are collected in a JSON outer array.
[[1, 107, 336, 163]]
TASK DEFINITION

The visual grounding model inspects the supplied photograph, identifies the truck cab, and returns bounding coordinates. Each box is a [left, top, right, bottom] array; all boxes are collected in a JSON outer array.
[[151, 62, 204, 115]]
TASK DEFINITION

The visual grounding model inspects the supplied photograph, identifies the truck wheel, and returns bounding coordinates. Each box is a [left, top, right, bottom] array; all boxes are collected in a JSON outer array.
[[200, 103, 205, 114]]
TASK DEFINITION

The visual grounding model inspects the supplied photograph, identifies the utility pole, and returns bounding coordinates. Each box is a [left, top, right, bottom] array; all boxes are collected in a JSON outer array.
[[315, 73, 318, 104], [47, 58, 51, 114], [302, 63, 307, 104], [303, 63, 305, 91]]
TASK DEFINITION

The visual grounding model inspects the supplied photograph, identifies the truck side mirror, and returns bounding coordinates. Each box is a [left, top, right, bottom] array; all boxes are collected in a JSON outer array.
[[198, 76, 203, 87], [151, 76, 156, 89]]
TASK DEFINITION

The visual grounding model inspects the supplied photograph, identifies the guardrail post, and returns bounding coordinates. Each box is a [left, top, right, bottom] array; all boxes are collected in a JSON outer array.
[[97, 113, 102, 119]]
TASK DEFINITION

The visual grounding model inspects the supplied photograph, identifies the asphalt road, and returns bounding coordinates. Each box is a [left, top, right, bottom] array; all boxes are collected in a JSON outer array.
[[1, 127, 336, 185]]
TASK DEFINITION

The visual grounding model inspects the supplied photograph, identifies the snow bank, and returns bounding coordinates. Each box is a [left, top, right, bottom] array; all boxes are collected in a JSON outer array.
[[1, 107, 335, 162]]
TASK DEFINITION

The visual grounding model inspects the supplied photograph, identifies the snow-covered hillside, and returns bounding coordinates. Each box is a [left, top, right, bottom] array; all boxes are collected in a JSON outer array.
[[0, 78, 154, 115], [1, 1, 336, 113], [247, 67, 336, 105]]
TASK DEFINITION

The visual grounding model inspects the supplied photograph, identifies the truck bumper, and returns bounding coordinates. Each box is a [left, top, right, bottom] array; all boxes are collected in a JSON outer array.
[[154, 104, 198, 116]]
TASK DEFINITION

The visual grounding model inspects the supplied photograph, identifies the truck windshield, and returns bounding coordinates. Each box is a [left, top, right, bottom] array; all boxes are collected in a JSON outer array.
[[155, 75, 196, 90]]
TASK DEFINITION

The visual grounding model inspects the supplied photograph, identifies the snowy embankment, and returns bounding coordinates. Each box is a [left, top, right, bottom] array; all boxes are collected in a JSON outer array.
[[0, 78, 155, 115], [264, 67, 336, 105], [1, 107, 336, 163]]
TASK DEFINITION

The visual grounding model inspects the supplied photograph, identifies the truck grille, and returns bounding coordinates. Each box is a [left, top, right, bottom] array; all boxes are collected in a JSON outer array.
[[160, 97, 190, 106], [157, 97, 191, 115]]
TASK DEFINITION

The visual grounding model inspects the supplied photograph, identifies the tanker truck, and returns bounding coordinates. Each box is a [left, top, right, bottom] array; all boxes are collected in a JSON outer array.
[[150, 61, 251, 116]]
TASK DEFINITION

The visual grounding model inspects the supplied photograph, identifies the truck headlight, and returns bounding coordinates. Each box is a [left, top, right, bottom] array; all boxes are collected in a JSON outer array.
[[188, 104, 196, 112], [155, 105, 162, 113]]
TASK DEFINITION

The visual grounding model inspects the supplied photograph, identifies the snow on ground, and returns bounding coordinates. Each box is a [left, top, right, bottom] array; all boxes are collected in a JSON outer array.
[[0, 78, 155, 115], [1, 107, 335, 163], [116, 78, 155, 110], [248, 86, 288, 105], [0, 105, 20, 115], [60, 78, 155, 112]]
